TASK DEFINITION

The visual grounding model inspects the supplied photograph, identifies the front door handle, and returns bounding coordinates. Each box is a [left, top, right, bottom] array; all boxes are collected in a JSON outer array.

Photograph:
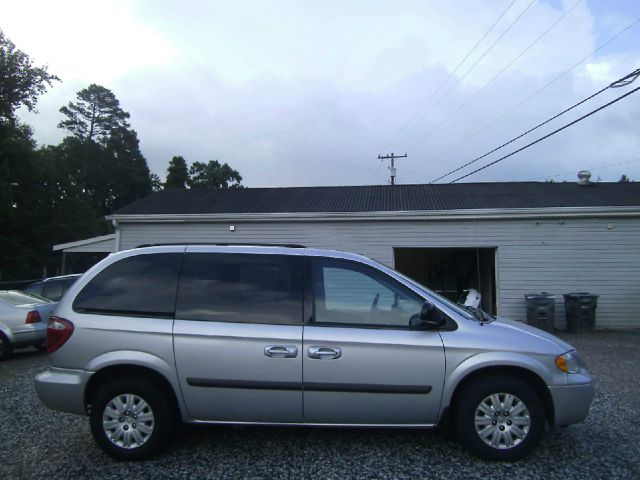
[[308, 346, 342, 360], [264, 345, 298, 358]]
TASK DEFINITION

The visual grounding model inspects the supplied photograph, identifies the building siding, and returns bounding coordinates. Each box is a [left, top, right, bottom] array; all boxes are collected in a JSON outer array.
[[117, 216, 640, 329]]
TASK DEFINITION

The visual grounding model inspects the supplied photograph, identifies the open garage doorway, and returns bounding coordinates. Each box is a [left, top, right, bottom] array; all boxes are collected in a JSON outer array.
[[394, 247, 497, 314]]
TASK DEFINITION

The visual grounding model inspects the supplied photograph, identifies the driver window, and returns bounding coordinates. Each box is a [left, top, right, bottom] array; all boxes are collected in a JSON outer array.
[[313, 259, 423, 327]]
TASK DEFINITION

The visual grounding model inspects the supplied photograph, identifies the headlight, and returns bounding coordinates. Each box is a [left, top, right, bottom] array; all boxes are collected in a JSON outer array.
[[555, 351, 583, 374]]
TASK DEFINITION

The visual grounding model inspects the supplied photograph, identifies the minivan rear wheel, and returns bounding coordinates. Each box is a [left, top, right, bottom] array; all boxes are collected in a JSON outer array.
[[455, 375, 545, 461], [89, 376, 173, 459]]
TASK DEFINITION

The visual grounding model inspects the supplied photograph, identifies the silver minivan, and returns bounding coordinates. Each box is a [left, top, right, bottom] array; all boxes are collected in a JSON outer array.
[[35, 245, 593, 461]]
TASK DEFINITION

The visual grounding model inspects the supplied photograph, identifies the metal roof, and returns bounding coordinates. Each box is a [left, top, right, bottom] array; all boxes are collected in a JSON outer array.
[[111, 182, 640, 216], [52, 234, 116, 252]]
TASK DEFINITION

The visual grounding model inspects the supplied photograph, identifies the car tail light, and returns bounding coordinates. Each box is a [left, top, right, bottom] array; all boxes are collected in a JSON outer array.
[[25, 310, 42, 324], [46, 316, 74, 353]]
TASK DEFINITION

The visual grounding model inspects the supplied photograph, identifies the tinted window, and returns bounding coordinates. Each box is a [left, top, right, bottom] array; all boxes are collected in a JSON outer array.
[[176, 253, 303, 325], [73, 253, 183, 317], [23, 282, 44, 297], [313, 258, 423, 327], [43, 281, 64, 301]]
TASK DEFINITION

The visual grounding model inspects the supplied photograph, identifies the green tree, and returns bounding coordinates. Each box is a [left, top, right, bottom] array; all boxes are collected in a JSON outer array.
[[0, 123, 39, 279], [56, 86, 152, 216], [27, 145, 105, 273], [103, 127, 152, 212], [0, 30, 59, 124], [187, 160, 243, 189], [619, 174, 631, 183], [58, 84, 130, 144], [165, 155, 188, 188], [150, 173, 163, 192], [0, 31, 60, 279]]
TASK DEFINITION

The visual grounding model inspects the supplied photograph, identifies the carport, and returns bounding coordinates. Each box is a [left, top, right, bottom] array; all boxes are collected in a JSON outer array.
[[52, 234, 116, 275]]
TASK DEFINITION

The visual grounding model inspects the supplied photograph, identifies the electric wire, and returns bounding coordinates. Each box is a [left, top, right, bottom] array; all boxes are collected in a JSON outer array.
[[406, 16, 640, 180], [525, 158, 640, 181], [364, 0, 519, 185], [429, 68, 640, 183], [406, 0, 583, 151], [380, 0, 519, 153], [448, 84, 640, 183]]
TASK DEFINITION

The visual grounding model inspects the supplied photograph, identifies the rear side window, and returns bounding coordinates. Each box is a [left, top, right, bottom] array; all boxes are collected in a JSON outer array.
[[43, 281, 64, 301], [23, 283, 44, 297], [176, 253, 303, 325], [73, 253, 183, 318]]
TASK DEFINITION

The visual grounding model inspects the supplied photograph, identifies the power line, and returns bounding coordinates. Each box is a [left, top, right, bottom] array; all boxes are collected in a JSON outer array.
[[406, 0, 583, 151], [366, 1, 518, 185], [429, 68, 640, 183], [449, 83, 640, 183], [361, 160, 388, 185], [380, 0, 520, 153], [405, 15, 640, 179], [525, 158, 640, 181]]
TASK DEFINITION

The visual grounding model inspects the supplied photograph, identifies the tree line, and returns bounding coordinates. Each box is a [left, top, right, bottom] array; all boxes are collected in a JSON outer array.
[[0, 30, 242, 281]]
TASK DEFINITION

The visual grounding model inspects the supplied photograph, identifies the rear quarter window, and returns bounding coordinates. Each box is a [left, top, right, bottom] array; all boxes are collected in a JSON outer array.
[[73, 253, 183, 318]]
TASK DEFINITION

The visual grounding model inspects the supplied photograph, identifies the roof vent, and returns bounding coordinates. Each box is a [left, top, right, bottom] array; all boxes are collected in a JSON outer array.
[[577, 170, 592, 185]]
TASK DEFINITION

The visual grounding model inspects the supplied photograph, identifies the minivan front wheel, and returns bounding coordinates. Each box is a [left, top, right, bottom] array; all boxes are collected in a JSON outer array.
[[89, 377, 173, 459], [455, 375, 545, 461]]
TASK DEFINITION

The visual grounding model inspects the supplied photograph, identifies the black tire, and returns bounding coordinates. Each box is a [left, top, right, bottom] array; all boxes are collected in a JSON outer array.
[[89, 376, 174, 460], [455, 375, 545, 461], [0, 333, 13, 360]]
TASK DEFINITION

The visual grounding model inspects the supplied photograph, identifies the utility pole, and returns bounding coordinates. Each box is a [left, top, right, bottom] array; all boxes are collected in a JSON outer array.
[[378, 153, 407, 185]]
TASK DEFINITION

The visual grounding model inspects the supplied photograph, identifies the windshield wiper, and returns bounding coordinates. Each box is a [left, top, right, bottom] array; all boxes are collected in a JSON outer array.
[[462, 305, 495, 324]]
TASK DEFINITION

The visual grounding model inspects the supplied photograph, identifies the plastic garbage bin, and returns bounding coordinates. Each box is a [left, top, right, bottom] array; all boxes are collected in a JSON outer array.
[[563, 292, 598, 333], [524, 293, 556, 332]]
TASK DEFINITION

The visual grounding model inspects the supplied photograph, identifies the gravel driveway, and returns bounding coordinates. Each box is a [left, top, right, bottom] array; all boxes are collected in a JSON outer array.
[[1, 331, 639, 479]]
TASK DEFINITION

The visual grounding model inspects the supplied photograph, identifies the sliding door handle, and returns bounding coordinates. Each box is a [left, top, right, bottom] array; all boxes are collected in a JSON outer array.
[[264, 345, 298, 358], [308, 346, 342, 360]]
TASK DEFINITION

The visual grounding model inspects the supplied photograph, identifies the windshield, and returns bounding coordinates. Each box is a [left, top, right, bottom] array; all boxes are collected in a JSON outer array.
[[390, 270, 476, 320], [0, 290, 52, 306]]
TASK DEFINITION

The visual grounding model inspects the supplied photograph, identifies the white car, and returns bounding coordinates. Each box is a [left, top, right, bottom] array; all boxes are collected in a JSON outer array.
[[0, 290, 56, 359]]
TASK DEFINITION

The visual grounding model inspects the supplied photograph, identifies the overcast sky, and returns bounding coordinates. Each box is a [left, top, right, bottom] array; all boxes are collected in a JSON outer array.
[[4, 0, 640, 186]]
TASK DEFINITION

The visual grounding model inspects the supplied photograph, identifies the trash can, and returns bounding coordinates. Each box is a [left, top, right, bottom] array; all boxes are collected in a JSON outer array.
[[563, 293, 598, 333], [524, 293, 556, 332]]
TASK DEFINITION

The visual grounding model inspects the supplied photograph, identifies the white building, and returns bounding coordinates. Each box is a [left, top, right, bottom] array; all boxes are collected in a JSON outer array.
[[59, 181, 640, 329]]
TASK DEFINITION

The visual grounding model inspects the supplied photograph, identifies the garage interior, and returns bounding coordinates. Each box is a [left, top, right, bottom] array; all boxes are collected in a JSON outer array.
[[394, 247, 497, 314]]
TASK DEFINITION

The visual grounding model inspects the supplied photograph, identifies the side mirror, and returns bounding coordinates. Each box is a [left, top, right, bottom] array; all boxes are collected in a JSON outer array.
[[410, 301, 447, 329]]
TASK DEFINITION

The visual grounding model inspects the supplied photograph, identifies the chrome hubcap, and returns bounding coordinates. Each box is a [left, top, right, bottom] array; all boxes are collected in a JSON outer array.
[[474, 393, 531, 449], [102, 393, 154, 449]]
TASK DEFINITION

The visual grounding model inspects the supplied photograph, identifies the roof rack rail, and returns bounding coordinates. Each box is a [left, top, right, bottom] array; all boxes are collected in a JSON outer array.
[[135, 242, 307, 249]]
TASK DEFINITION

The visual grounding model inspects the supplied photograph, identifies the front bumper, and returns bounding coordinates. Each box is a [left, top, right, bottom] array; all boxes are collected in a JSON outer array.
[[34, 367, 93, 415], [548, 378, 594, 427]]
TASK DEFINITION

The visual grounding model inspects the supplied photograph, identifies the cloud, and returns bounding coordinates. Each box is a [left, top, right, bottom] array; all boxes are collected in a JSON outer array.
[[2, 0, 175, 84], [8, 0, 640, 187]]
